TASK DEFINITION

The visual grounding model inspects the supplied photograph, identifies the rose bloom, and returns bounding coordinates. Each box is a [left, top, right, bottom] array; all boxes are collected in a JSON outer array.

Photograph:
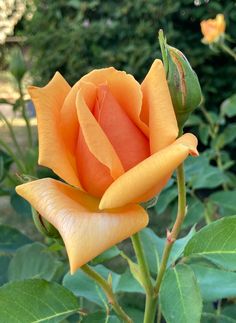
[[16, 60, 198, 273], [200, 14, 226, 44]]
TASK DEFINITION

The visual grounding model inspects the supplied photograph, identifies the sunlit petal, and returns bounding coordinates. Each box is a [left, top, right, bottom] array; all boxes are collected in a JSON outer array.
[[16, 179, 148, 273]]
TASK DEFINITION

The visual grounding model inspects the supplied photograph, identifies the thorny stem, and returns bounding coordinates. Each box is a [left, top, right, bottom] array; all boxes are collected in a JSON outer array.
[[81, 264, 132, 323], [154, 162, 186, 297]]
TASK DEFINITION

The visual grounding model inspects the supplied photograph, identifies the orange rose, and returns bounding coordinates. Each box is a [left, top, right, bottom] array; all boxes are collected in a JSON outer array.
[[16, 59, 198, 273], [200, 14, 226, 44]]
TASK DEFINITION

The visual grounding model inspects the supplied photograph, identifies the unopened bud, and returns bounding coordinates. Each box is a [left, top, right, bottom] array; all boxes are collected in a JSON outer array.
[[159, 30, 202, 129], [9, 48, 27, 83], [31, 207, 62, 241]]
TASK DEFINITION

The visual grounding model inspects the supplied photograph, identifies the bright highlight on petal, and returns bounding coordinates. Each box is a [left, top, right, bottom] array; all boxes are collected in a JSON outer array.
[[141, 59, 179, 153], [28, 72, 81, 188], [99, 133, 198, 209], [16, 178, 148, 274], [79, 67, 149, 136]]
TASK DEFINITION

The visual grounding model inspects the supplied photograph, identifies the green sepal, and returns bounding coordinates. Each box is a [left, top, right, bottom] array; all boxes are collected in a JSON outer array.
[[31, 207, 62, 242]]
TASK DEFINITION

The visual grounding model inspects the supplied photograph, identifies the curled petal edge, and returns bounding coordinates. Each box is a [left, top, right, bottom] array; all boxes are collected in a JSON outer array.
[[16, 178, 148, 273]]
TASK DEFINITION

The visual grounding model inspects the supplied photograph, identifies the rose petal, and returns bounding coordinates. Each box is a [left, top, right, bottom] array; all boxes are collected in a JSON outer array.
[[76, 90, 124, 196], [60, 81, 97, 154], [99, 133, 198, 209], [16, 178, 148, 273], [94, 84, 150, 171], [28, 72, 81, 187], [76, 129, 115, 197], [78, 67, 149, 136], [141, 59, 179, 153]]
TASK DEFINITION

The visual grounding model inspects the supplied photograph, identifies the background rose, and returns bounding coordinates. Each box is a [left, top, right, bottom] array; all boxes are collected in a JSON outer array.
[[16, 59, 198, 272], [200, 14, 226, 44]]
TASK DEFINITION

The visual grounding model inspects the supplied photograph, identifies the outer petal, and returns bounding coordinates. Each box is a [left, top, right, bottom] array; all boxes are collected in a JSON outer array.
[[28, 73, 81, 187], [141, 59, 179, 153], [16, 179, 148, 273], [79, 67, 149, 136], [99, 133, 198, 209]]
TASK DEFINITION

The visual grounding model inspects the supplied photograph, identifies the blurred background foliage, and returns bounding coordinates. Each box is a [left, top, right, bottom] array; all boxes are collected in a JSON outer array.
[[21, 0, 236, 109]]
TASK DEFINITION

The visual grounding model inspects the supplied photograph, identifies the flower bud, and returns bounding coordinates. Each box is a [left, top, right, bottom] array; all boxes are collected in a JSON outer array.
[[9, 48, 27, 83], [159, 31, 202, 129], [31, 207, 62, 241]]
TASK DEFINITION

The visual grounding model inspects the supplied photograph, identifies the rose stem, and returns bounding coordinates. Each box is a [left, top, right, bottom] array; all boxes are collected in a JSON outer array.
[[154, 161, 186, 297], [220, 43, 236, 60], [0, 137, 25, 172], [81, 264, 133, 323], [130, 233, 157, 323], [18, 80, 33, 147], [0, 111, 24, 159]]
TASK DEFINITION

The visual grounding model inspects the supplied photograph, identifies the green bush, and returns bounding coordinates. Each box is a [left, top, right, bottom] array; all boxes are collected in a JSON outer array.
[[23, 0, 236, 108]]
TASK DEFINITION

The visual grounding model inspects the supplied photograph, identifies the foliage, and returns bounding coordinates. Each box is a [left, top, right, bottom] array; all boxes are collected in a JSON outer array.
[[2, 216, 236, 321], [22, 0, 236, 110]]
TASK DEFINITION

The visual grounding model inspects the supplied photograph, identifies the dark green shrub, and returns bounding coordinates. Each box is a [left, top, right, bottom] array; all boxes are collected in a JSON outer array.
[[23, 0, 236, 107]]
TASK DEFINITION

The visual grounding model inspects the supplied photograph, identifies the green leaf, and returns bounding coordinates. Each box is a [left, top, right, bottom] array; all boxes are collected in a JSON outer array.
[[120, 252, 145, 291], [139, 228, 160, 274], [63, 265, 120, 307], [81, 312, 120, 323], [222, 305, 236, 321], [139, 227, 195, 275], [209, 190, 236, 216], [0, 225, 31, 253], [0, 279, 79, 322], [124, 307, 144, 323], [0, 255, 11, 285], [0, 150, 13, 182], [10, 191, 31, 218], [91, 246, 121, 265], [82, 312, 121, 323], [190, 165, 226, 189], [184, 215, 236, 271], [154, 185, 177, 214], [221, 94, 236, 118], [201, 312, 236, 323], [8, 242, 64, 282], [185, 156, 226, 189], [160, 264, 202, 323], [214, 124, 236, 149], [191, 264, 236, 301], [198, 123, 210, 145], [115, 269, 144, 294], [186, 197, 204, 227], [185, 114, 202, 126]]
